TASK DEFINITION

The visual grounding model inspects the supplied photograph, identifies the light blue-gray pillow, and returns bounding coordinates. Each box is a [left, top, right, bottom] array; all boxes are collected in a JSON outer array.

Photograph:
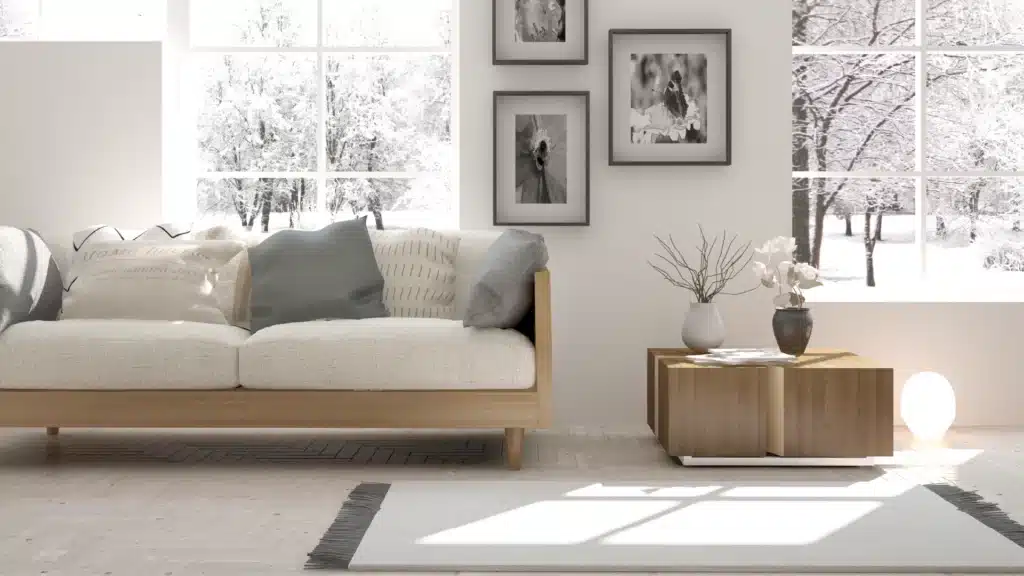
[[248, 216, 388, 332], [0, 226, 63, 333], [463, 230, 548, 329]]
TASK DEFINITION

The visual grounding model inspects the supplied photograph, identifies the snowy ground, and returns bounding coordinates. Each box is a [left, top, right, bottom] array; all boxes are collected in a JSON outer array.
[[817, 214, 1024, 289]]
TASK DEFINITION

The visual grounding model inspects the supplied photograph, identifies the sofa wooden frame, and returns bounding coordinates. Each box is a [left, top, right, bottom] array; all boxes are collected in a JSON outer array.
[[0, 270, 553, 470]]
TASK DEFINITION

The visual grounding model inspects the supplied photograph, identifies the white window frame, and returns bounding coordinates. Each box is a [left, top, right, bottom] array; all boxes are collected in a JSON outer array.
[[163, 0, 459, 229], [794, 0, 1024, 302]]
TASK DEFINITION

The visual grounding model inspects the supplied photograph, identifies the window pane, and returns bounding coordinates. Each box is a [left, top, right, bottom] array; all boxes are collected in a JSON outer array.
[[795, 178, 917, 287], [39, 0, 165, 40], [190, 0, 316, 47], [195, 54, 317, 172], [0, 0, 38, 37], [327, 176, 452, 230], [793, 0, 916, 47], [324, 0, 452, 47], [928, 54, 1024, 171], [793, 54, 916, 172], [927, 178, 1024, 285], [196, 178, 319, 233], [928, 0, 1024, 46], [326, 54, 453, 172]]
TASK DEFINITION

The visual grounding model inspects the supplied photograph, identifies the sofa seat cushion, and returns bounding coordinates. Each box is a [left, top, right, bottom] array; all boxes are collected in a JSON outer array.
[[0, 320, 248, 390], [239, 318, 535, 391]]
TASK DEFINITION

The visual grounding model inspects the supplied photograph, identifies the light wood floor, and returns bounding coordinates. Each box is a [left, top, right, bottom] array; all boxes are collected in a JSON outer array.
[[0, 426, 1021, 575]]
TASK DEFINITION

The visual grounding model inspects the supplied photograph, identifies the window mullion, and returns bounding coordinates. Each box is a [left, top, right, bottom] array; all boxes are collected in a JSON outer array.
[[916, 64, 929, 279], [315, 0, 327, 220], [915, 0, 928, 279], [794, 47, 1024, 56], [166, 0, 194, 223]]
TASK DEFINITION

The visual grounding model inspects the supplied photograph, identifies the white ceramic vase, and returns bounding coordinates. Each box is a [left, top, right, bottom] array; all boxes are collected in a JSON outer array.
[[681, 302, 726, 353]]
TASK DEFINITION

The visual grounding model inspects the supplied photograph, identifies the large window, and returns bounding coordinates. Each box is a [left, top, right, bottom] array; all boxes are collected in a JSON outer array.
[[793, 0, 1024, 295], [185, 0, 455, 233]]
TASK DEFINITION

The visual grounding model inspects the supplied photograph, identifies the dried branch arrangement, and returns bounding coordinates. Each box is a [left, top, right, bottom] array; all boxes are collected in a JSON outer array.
[[649, 227, 756, 304]]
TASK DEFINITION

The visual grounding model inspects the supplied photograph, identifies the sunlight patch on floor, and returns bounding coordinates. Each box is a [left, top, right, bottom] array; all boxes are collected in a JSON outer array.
[[564, 483, 723, 498], [417, 500, 679, 546], [602, 500, 881, 546]]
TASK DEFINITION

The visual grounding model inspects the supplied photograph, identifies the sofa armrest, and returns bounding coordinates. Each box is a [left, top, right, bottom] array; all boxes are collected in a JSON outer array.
[[534, 268, 552, 427]]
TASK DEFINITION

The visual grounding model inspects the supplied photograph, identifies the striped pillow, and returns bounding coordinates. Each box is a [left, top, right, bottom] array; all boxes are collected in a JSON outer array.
[[369, 228, 460, 319]]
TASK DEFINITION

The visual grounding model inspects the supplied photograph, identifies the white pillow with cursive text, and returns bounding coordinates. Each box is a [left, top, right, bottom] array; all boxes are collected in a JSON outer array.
[[61, 241, 246, 325]]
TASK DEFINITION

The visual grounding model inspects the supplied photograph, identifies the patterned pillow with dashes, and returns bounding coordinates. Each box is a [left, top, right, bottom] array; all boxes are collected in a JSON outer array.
[[369, 228, 460, 319]]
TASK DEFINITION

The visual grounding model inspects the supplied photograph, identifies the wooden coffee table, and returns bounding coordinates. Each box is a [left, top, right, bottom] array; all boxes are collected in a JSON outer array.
[[647, 348, 894, 465]]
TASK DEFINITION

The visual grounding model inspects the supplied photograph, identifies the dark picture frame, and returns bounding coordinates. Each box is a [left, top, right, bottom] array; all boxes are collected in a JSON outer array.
[[492, 0, 589, 65], [608, 29, 732, 166], [493, 91, 591, 227]]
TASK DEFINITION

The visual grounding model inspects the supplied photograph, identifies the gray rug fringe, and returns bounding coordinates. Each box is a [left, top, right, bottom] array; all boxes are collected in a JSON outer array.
[[305, 482, 391, 570], [925, 483, 1024, 548]]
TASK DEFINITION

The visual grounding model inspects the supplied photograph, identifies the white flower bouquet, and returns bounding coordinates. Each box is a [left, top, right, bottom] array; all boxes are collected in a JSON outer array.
[[752, 236, 823, 309]]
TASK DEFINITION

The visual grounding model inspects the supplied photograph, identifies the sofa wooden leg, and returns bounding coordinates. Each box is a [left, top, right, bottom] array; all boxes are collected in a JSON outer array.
[[504, 427, 524, 470], [46, 427, 59, 436]]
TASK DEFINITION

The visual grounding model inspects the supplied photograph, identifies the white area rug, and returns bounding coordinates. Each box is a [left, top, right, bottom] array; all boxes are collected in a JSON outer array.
[[312, 479, 1024, 573]]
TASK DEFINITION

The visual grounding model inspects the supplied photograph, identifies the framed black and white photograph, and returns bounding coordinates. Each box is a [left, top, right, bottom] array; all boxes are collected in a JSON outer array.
[[493, 91, 590, 226], [492, 0, 588, 65], [609, 29, 732, 166]]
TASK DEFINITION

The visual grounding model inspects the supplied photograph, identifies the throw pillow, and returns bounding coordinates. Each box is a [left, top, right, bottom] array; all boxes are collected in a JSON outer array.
[[369, 228, 461, 318], [213, 249, 248, 327], [228, 249, 252, 331], [69, 225, 246, 326], [61, 240, 245, 325], [0, 227, 63, 333], [71, 223, 193, 251], [132, 223, 193, 242], [72, 225, 127, 250], [247, 216, 388, 332], [193, 224, 249, 242], [463, 229, 549, 329]]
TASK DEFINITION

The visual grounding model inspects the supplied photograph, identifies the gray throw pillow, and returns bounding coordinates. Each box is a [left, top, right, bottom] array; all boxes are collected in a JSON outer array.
[[463, 230, 548, 329], [248, 216, 388, 332], [0, 227, 63, 333]]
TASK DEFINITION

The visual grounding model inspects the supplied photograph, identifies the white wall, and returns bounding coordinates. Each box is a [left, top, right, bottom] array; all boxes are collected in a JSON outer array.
[[460, 0, 793, 427], [0, 42, 163, 263], [459, 0, 1024, 428], [812, 305, 1024, 427]]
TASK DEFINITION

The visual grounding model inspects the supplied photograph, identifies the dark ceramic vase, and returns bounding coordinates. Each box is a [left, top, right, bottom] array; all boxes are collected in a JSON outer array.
[[773, 307, 813, 356]]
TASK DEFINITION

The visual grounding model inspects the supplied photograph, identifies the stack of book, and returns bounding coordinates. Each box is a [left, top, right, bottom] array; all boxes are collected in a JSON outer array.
[[686, 348, 797, 366]]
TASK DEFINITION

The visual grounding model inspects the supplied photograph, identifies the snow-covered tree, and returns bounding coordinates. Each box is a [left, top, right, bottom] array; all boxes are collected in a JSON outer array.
[[325, 52, 451, 228], [0, 0, 35, 37], [929, 0, 1024, 46], [196, 0, 316, 232], [792, 0, 917, 270], [196, 0, 452, 231]]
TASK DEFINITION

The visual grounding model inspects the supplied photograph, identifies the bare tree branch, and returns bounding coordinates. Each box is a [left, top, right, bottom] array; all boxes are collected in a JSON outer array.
[[650, 230, 756, 303]]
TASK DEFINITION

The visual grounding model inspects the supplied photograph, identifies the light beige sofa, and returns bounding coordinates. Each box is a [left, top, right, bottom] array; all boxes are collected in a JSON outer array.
[[0, 230, 551, 470]]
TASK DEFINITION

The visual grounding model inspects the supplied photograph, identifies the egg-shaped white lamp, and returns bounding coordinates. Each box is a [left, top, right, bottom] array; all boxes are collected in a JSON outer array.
[[900, 372, 956, 441]]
